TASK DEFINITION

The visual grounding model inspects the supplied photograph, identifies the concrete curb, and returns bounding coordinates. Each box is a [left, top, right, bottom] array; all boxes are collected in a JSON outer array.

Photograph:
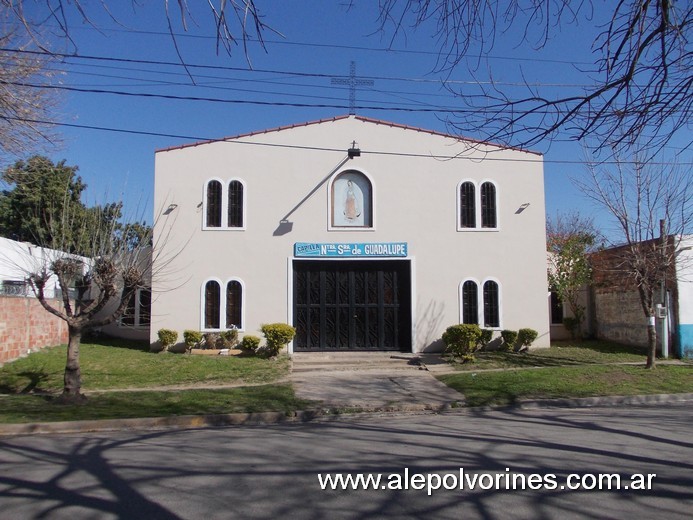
[[515, 392, 693, 410], [1, 393, 692, 436]]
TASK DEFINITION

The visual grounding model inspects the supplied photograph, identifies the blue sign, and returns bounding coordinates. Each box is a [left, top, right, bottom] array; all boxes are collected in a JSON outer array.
[[294, 242, 408, 258]]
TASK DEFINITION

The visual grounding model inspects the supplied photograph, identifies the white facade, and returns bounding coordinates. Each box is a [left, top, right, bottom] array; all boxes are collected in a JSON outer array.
[[0, 237, 86, 299], [151, 115, 550, 352]]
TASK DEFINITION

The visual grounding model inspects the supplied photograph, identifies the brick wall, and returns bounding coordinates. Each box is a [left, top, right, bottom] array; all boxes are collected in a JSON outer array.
[[593, 290, 649, 347], [0, 296, 68, 364]]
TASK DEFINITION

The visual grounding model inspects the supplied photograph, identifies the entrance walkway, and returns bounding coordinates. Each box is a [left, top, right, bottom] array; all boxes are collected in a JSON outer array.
[[290, 352, 464, 411]]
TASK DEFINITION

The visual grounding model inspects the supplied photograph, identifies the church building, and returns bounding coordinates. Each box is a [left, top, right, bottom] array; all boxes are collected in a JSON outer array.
[[151, 115, 550, 353]]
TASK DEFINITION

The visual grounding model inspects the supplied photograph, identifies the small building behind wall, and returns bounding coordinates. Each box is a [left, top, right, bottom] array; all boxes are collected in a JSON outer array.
[[588, 235, 693, 358], [0, 237, 151, 365], [151, 115, 550, 353]]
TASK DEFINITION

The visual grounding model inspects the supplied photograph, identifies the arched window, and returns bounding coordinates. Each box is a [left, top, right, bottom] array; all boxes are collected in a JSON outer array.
[[206, 180, 222, 228], [226, 280, 243, 329], [330, 170, 373, 228], [483, 280, 500, 328], [204, 280, 221, 329], [480, 182, 497, 228], [459, 182, 476, 228], [228, 180, 244, 228], [461, 280, 479, 325]]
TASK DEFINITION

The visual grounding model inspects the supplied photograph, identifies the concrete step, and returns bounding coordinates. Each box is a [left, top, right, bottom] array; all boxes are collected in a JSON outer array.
[[291, 352, 426, 373]]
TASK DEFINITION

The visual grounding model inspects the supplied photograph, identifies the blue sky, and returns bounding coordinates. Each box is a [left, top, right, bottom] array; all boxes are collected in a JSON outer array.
[[9, 1, 690, 236]]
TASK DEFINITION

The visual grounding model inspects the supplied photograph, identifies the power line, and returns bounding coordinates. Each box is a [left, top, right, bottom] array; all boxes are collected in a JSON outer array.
[[10, 80, 690, 117], [0, 47, 600, 88], [4, 116, 690, 166], [3, 20, 595, 67]]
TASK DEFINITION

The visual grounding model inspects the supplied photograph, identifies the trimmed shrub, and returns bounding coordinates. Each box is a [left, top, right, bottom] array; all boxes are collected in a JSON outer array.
[[239, 335, 261, 353], [501, 329, 519, 352], [220, 329, 239, 348], [183, 330, 203, 351], [517, 328, 539, 350], [157, 329, 178, 351], [442, 324, 482, 361], [260, 323, 296, 357], [477, 328, 494, 350]]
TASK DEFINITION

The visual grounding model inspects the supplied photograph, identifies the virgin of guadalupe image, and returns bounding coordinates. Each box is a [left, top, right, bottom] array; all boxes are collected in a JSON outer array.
[[343, 180, 361, 221]]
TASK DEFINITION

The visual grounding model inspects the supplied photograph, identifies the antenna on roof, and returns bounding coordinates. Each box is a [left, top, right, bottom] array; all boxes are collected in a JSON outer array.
[[331, 61, 374, 115]]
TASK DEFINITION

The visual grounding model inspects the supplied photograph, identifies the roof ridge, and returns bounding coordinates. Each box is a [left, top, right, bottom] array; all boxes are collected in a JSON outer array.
[[156, 114, 541, 155]]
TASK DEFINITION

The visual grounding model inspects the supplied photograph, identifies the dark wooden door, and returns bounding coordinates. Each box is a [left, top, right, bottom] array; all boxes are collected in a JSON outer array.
[[293, 260, 410, 351]]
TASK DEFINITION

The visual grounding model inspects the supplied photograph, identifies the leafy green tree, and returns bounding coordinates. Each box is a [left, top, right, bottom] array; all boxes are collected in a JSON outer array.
[[0, 156, 87, 250], [547, 213, 598, 339], [0, 156, 148, 255]]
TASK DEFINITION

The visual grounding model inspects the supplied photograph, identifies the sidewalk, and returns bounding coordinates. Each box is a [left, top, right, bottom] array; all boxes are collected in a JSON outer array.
[[290, 352, 464, 411]]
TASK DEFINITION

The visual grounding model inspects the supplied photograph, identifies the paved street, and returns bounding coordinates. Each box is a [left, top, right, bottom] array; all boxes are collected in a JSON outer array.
[[1, 404, 691, 519]]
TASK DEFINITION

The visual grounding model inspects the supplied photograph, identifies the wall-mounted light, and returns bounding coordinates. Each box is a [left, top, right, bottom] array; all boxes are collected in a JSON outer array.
[[515, 202, 530, 214], [348, 140, 361, 159], [164, 203, 178, 215]]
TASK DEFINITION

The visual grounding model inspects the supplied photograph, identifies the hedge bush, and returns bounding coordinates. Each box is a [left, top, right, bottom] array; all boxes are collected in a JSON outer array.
[[517, 328, 539, 349], [501, 329, 518, 352], [183, 330, 203, 350], [157, 329, 178, 350], [442, 324, 482, 362], [260, 323, 296, 357], [477, 328, 494, 350], [239, 335, 261, 352]]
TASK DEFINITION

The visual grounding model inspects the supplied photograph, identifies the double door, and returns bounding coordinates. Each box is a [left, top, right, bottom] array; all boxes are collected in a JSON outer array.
[[293, 260, 411, 351]]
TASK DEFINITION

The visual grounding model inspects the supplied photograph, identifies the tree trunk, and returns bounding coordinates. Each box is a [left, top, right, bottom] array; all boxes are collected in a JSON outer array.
[[645, 320, 657, 369], [60, 324, 86, 402]]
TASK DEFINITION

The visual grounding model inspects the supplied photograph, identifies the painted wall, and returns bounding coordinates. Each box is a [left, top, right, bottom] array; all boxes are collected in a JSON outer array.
[[152, 116, 550, 352], [675, 236, 693, 358]]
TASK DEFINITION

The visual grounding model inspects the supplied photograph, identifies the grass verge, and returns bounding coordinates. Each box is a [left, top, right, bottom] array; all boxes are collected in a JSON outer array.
[[447, 340, 653, 371], [0, 384, 315, 423], [439, 365, 693, 407], [0, 339, 289, 393]]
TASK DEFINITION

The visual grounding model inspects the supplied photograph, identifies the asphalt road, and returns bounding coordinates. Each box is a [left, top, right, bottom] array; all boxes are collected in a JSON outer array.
[[1, 404, 691, 519]]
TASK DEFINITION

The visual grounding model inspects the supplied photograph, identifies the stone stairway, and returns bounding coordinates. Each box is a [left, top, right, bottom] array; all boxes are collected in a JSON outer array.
[[290, 351, 427, 373]]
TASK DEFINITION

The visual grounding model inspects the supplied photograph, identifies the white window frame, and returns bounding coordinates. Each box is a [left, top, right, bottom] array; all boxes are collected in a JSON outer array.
[[458, 277, 503, 329], [481, 277, 503, 329], [202, 177, 247, 231], [456, 179, 500, 232], [458, 278, 481, 325], [118, 287, 151, 329], [200, 277, 246, 332]]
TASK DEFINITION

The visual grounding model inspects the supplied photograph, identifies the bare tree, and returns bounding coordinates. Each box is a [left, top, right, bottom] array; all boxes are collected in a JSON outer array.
[[2, 1, 273, 67], [24, 202, 152, 402], [376, 1, 692, 158], [0, 31, 60, 159], [575, 155, 692, 368]]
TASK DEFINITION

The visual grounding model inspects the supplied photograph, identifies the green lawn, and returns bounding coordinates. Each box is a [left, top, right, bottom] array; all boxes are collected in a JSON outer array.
[[0, 339, 289, 394], [0, 385, 313, 423], [447, 340, 651, 371], [439, 365, 693, 407], [1, 338, 691, 424]]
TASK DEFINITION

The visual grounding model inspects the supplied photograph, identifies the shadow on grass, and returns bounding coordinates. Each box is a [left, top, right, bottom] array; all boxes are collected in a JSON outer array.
[[552, 339, 648, 356], [84, 335, 150, 352], [0, 368, 53, 395]]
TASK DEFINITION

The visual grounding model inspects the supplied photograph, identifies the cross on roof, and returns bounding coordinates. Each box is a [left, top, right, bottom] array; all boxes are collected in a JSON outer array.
[[331, 61, 374, 115]]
